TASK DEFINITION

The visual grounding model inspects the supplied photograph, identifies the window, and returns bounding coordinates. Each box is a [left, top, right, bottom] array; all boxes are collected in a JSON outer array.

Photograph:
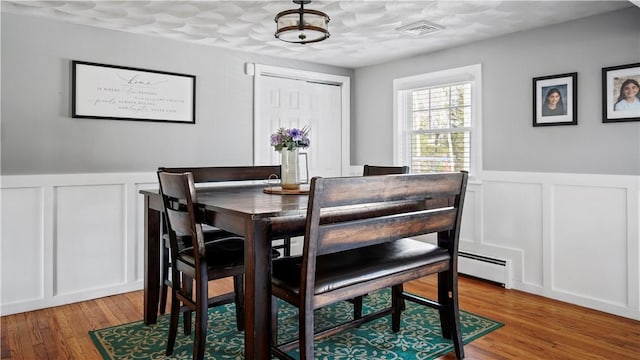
[[394, 64, 481, 176]]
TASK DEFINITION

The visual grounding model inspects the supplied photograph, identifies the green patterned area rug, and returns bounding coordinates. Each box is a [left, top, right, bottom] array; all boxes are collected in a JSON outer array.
[[90, 290, 502, 359]]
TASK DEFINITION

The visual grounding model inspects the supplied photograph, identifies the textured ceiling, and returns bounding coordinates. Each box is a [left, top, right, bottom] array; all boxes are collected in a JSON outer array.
[[1, 1, 634, 68]]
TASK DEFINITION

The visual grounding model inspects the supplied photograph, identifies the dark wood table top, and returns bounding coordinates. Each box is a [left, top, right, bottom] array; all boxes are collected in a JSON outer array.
[[141, 183, 310, 236], [197, 183, 309, 217], [142, 183, 307, 214]]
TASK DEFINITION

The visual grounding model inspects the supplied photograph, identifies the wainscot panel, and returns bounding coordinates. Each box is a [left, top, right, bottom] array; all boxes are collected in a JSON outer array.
[[1, 173, 156, 315], [1, 170, 638, 320]]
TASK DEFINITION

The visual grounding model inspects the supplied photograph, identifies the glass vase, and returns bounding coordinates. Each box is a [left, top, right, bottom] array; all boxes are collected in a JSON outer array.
[[281, 148, 300, 190]]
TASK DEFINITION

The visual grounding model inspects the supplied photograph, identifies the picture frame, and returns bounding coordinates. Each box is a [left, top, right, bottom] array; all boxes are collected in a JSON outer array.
[[72, 60, 196, 124], [532, 72, 577, 127], [602, 63, 640, 123]]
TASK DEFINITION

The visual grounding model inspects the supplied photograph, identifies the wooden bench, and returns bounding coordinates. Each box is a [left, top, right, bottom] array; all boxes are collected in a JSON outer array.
[[270, 172, 468, 359]]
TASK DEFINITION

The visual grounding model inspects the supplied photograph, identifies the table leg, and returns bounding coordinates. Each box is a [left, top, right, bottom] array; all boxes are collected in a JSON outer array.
[[144, 196, 161, 325], [244, 219, 273, 359]]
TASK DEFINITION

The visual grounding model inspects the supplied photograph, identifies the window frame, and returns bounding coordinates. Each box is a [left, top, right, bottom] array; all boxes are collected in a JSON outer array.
[[393, 64, 482, 178]]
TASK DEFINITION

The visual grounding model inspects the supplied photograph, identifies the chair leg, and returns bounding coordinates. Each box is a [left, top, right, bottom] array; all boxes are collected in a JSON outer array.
[[391, 285, 403, 332], [184, 275, 193, 336], [352, 296, 363, 320], [159, 246, 170, 315], [299, 306, 314, 360], [449, 271, 464, 359], [160, 214, 169, 315], [193, 270, 209, 360], [437, 272, 451, 338], [166, 287, 180, 355], [283, 237, 291, 257], [439, 270, 464, 359], [233, 274, 245, 331], [271, 296, 279, 347]]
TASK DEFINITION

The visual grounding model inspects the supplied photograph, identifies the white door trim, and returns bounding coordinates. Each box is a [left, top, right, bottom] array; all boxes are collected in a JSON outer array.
[[251, 63, 351, 176]]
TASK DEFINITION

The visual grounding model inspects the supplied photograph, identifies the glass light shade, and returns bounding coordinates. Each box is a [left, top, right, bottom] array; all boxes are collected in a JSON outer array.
[[275, 8, 330, 44]]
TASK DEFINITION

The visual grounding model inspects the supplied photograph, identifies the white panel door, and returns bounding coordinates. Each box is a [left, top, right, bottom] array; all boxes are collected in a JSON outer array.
[[307, 81, 342, 178], [255, 74, 344, 178], [253, 65, 350, 255]]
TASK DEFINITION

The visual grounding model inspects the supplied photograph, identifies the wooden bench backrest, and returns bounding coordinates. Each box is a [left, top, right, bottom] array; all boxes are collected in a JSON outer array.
[[305, 172, 468, 258]]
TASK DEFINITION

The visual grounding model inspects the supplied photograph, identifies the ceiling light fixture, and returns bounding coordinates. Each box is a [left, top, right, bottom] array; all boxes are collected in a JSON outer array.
[[275, 0, 330, 44]]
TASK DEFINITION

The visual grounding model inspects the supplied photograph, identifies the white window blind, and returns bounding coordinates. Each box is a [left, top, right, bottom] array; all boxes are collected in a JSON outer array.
[[409, 82, 471, 173], [394, 64, 481, 176]]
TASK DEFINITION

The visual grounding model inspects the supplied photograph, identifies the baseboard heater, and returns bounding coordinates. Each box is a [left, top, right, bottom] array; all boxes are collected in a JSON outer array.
[[458, 251, 512, 289]]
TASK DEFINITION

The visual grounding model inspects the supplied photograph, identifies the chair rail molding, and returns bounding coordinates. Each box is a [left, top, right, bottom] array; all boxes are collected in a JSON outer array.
[[1, 170, 638, 320]]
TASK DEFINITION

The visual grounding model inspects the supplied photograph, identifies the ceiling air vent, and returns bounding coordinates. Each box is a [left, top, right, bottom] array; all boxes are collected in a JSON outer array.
[[396, 20, 443, 37]]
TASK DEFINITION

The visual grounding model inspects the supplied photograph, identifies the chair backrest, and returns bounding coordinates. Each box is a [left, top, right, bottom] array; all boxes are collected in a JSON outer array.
[[302, 172, 468, 289], [158, 165, 280, 184], [363, 164, 410, 176], [157, 171, 207, 268]]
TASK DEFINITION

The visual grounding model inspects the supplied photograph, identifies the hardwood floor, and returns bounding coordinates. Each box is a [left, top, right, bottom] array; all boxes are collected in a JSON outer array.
[[2, 276, 638, 359]]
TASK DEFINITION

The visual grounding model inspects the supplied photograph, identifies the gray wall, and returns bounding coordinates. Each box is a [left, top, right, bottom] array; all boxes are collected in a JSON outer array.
[[1, 13, 353, 175], [353, 7, 640, 175], [3, 9, 639, 176]]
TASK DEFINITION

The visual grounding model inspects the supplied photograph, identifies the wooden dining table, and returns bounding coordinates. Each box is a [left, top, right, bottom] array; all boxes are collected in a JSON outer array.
[[140, 183, 309, 359]]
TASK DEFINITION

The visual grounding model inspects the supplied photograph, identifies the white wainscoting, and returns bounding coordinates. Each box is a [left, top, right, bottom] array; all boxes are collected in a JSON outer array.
[[2, 170, 638, 320], [1, 172, 157, 315], [468, 171, 639, 320]]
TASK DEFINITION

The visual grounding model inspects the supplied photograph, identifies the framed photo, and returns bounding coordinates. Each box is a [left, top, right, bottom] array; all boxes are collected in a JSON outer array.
[[532, 72, 577, 127], [72, 60, 196, 123], [602, 63, 640, 123]]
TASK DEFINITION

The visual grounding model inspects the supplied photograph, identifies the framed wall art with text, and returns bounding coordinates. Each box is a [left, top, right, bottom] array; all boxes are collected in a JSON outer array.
[[72, 60, 196, 124]]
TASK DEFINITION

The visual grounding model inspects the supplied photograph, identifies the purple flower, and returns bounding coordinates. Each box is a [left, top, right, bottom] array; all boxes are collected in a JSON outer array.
[[270, 134, 281, 146], [289, 128, 303, 141], [270, 126, 310, 151]]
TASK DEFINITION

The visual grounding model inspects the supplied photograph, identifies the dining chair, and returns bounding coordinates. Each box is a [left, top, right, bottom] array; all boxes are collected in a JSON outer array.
[[159, 165, 292, 254], [157, 165, 290, 315], [270, 172, 468, 360], [362, 164, 410, 176], [158, 215, 243, 315], [157, 171, 246, 360]]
